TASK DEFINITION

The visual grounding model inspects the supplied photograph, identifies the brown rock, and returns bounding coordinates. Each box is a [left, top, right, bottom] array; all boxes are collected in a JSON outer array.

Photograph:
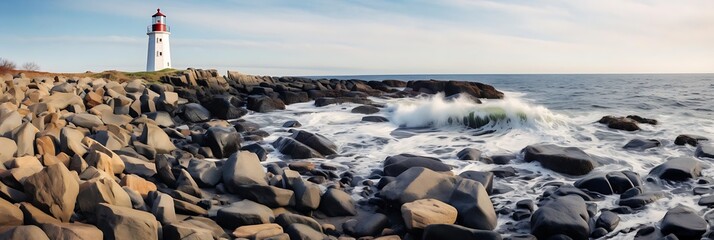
[[12, 122, 39, 157], [0, 225, 50, 240], [77, 178, 132, 214], [139, 123, 176, 154], [95, 203, 159, 240], [6, 156, 43, 172], [0, 197, 23, 225], [401, 198, 458, 229], [23, 163, 79, 222], [83, 137, 125, 174], [0, 137, 17, 164], [120, 174, 157, 197], [35, 135, 56, 156], [85, 91, 103, 108], [39, 222, 104, 240], [233, 223, 283, 239]]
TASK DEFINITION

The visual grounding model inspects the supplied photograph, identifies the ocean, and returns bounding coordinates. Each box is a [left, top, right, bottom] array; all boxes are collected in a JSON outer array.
[[243, 73, 714, 238]]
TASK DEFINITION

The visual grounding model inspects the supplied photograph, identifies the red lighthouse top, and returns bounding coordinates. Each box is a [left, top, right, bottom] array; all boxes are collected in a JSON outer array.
[[152, 8, 166, 17], [150, 8, 169, 32]]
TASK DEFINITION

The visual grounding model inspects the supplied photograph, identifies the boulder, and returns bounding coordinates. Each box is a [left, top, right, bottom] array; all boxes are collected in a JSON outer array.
[[675, 134, 708, 147], [187, 158, 221, 187], [530, 195, 590, 239], [272, 137, 322, 159], [285, 223, 327, 240], [522, 144, 595, 176], [457, 148, 482, 161], [76, 178, 132, 214], [23, 163, 79, 222], [149, 192, 177, 224], [0, 181, 27, 203], [346, 213, 390, 237], [247, 95, 286, 112], [292, 179, 321, 211], [401, 198, 457, 229], [596, 211, 620, 232], [381, 167, 496, 230], [203, 95, 247, 120], [68, 113, 104, 129], [241, 143, 268, 162], [282, 120, 302, 128], [383, 154, 451, 177], [275, 213, 322, 233], [574, 171, 642, 195], [0, 137, 17, 164], [233, 184, 295, 208], [422, 224, 502, 240], [120, 155, 157, 178], [175, 169, 202, 198], [233, 223, 283, 239], [181, 103, 211, 123], [695, 144, 714, 159], [0, 197, 23, 225], [0, 111, 22, 136], [618, 188, 664, 209], [598, 116, 640, 131], [362, 116, 389, 122], [12, 122, 39, 157], [318, 188, 356, 217], [139, 123, 176, 154], [122, 187, 148, 211], [660, 206, 707, 239], [291, 130, 337, 156], [623, 139, 661, 150], [203, 127, 241, 159], [19, 202, 59, 225], [458, 171, 494, 194], [119, 174, 157, 197], [649, 157, 702, 181], [155, 154, 176, 186], [0, 225, 50, 240], [351, 105, 380, 114], [95, 203, 159, 240], [39, 222, 103, 240], [223, 151, 267, 193], [216, 200, 274, 230], [163, 218, 220, 240], [144, 111, 174, 128]]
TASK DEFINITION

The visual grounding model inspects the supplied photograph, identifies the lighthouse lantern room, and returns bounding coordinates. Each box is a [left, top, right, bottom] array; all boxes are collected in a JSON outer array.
[[146, 8, 171, 72]]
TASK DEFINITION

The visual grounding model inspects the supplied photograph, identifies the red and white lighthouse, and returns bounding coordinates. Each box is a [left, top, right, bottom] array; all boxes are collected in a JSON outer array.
[[146, 8, 171, 71]]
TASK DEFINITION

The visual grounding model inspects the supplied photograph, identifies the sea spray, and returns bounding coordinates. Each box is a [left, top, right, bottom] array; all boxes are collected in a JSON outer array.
[[387, 92, 567, 130]]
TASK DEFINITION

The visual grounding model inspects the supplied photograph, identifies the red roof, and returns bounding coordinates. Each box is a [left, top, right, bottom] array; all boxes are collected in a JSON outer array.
[[152, 8, 166, 17]]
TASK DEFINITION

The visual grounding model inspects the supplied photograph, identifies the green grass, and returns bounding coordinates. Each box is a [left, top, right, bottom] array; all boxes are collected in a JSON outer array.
[[88, 68, 179, 83]]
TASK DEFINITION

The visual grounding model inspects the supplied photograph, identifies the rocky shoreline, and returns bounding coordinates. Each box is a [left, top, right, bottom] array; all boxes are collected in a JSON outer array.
[[0, 68, 711, 240]]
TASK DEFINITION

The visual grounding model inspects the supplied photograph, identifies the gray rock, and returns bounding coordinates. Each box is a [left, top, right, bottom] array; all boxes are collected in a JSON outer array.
[[531, 195, 590, 239], [660, 206, 707, 239], [176, 169, 202, 198], [292, 179, 321, 211], [216, 200, 274, 229], [272, 137, 322, 159], [649, 157, 702, 181], [181, 103, 211, 123], [69, 113, 104, 129], [596, 211, 620, 232], [223, 151, 267, 193], [318, 188, 356, 217], [362, 116, 389, 122], [95, 203, 159, 240], [422, 224, 502, 240], [187, 158, 221, 187], [203, 127, 241, 159], [275, 213, 322, 233], [139, 123, 176, 154], [623, 138, 661, 150], [351, 105, 380, 114], [459, 171, 494, 194], [149, 191, 177, 224], [457, 148, 482, 161], [675, 134, 708, 146], [695, 144, 714, 159], [383, 153, 451, 177], [285, 223, 326, 240], [523, 144, 595, 176], [23, 163, 79, 222], [39, 222, 104, 240], [291, 130, 337, 156]]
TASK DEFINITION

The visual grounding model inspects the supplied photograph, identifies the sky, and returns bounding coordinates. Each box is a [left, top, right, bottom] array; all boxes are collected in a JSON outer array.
[[0, 0, 712, 76]]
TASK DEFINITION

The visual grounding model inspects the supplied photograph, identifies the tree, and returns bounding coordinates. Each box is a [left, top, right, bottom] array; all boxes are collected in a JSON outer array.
[[22, 62, 40, 71], [0, 58, 16, 72]]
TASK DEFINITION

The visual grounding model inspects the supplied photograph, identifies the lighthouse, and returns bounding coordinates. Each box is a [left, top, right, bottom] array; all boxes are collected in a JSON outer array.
[[146, 8, 171, 72]]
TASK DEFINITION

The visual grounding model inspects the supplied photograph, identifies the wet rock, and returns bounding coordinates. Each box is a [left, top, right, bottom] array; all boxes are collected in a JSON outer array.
[[660, 206, 707, 239], [457, 148, 482, 161], [0, 225, 50, 240], [623, 138, 661, 150], [618, 188, 664, 208], [401, 198, 457, 229], [523, 144, 595, 176], [292, 179, 321, 211], [203, 95, 247, 120], [247, 95, 286, 112], [383, 153, 451, 177], [181, 103, 211, 123], [314, 97, 371, 107], [531, 195, 589, 240], [318, 188, 356, 217], [234, 184, 295, 208], [695, 144, 714, 159], [381, 167, 496, 230], [626, 115, 657, 125], [675, 134, 708, 147], [574, 171, 642, 195], [23, 163, 78, 222], [273, 137, 322, 159], [291, 130, 338, 156], [362, 116, 389, 122], [459, 171, 494, 194], [491, 166, 517, 178], [39, 222, 103, 240], [649, 157, 702, 181], [216, 200, 274, 229], [408, 80, 504, 99], [351, 105, 380, 114], [282, 120, 302, 128], [241, 143, 268, 161], [95, 203, 159, 240], [223, 151, 267, 193], [596, 211, 620, 232], [598, 116, 640, 131], [422, 224, 502, 240], [345, 213, 389, 237]]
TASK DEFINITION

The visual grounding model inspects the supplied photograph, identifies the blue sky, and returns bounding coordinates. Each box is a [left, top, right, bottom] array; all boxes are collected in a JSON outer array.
[[1, 0, 712, 75]]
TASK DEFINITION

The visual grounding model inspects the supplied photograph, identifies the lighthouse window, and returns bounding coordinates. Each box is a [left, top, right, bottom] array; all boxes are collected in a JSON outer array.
[[159, 38, 162, 42], [159, 52, 163, 56]]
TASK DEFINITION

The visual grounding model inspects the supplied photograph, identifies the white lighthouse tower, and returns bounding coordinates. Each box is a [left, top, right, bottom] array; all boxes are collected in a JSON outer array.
[[146, 8, 171, 72]]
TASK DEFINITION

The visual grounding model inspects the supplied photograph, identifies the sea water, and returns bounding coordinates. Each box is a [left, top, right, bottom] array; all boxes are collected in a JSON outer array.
[[243, 74, 714, 238]]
